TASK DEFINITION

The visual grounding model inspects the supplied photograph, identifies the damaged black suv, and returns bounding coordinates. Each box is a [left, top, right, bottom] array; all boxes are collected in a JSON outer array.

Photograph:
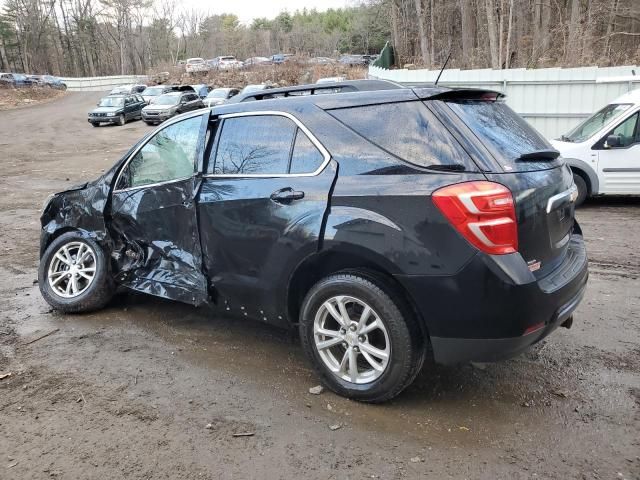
[[39, 80, 588, 402]]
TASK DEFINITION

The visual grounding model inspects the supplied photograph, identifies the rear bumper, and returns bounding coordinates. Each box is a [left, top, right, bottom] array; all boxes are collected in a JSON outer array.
[[430, 279, 586, 364], [396, 233, 588, 365]]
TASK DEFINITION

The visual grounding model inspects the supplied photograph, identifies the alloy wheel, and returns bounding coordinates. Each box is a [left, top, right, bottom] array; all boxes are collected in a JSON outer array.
[[313, 295, 390, 384], [47, 241, 97, 298]]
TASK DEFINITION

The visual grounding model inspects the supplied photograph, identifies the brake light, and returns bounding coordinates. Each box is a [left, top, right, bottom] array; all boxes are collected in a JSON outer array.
[[432, 181, 518, 255]]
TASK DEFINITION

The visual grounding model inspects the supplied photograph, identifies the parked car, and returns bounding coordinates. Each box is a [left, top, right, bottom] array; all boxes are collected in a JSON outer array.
[[551, 88, 640, 204], [339, 54, 373, 66], [185, 58, 209, 73], [243, 56, 271, 67], [190, 84, 211, 98], [0, 73, 35, 87], [41, 75, 67, 90], [213, 56, 243, 70], [109, 84, 146, 95], [239, 84, 273, 95], [141, 91, 203, 125], [203, 87, 240, 107], [87, 94, 145, 127], [140, 85, 175, 104], [308, 57, 336, 65], [39, 80, 587, 402], [271, 53, 293, 64], [316, 76, 346, 84]]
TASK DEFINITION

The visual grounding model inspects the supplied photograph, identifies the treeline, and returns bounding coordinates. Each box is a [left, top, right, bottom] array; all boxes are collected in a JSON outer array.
[[0, 0, 638, 77]]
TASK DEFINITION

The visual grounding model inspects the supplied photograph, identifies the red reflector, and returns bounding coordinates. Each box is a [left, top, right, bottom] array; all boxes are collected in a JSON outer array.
[[432, 181, 518, 255], [523, 322, 545, 335]]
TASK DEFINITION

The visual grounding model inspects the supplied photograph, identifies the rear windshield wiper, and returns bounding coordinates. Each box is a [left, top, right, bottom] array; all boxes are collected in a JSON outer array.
[[424, 163, 467, 172], [515, 149, 560, 162]]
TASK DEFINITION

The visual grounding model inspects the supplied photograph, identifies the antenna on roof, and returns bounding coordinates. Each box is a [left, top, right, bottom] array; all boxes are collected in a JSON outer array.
[[434, 51, 452, 86]]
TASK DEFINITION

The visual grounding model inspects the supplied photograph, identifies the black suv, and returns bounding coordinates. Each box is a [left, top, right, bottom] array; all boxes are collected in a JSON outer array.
[[39, 80, 588, 402]]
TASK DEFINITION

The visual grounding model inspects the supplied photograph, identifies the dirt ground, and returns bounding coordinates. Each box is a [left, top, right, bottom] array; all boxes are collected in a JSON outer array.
[[0, 92, 639, 480], [0, 87, 66, 111]]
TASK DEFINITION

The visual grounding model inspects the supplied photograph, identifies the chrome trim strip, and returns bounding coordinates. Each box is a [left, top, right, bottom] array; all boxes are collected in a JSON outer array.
[[113, 110, 208, 193], [546, 184, 578, 213], [202, 110, 331, 178]]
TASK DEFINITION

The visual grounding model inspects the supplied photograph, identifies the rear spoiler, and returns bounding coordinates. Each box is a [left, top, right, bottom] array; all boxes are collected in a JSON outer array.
[[413, 87, 506, 101]]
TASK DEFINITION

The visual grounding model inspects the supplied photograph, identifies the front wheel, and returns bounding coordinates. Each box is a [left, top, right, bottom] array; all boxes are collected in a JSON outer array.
[[38, 232, 114, 313], [299, 272, 425, 403], [572, 173, 588, 207], [117, 114, 125, 126]]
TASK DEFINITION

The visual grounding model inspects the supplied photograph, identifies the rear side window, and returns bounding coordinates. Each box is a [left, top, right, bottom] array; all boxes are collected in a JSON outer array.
[[328, 101, 473, 170], [447, 101, 558, 171], [213, 116, 296, 174], [290, 129, 324, 174]]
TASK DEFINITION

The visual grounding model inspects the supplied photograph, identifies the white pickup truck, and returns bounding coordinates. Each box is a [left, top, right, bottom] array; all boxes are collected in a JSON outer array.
[[551, 88, 640, 205]]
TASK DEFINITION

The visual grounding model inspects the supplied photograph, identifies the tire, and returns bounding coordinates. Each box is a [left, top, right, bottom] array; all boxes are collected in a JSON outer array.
[[38, 232, 115, 313], [572, 172, 588, 207], [117, 114, 125, 126], [299, 272, 425, 403], [90, 122, 99, 127]]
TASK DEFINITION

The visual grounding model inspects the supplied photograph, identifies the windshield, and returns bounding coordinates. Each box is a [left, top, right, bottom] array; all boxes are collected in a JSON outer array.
[[99, 97, 124, 107], [14, 74, 26, 80], [562, 103, 632, 142], [207, 89, 228, 98], [142, 87, 164, 96], [220, 57, 235, 61], [152, 95, 179, 105], [187, 59, 204, 64]]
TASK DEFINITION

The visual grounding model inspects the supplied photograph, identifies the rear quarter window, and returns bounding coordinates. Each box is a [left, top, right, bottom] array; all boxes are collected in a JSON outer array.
[[327, 101, 476, 171], [446, 100, 560, 172]]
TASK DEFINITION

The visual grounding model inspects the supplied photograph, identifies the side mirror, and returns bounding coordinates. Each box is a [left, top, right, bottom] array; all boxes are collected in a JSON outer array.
[[605, 134, 621, 148]]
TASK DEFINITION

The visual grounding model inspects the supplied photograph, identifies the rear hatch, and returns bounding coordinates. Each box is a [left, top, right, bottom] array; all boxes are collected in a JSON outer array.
[[439, 96, 576, 274]]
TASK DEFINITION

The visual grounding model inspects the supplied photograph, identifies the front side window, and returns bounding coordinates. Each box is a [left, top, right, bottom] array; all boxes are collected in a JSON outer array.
[[117, 116, 202, 190], [213, 116, 296, 174], [607, 113, 639, 148]]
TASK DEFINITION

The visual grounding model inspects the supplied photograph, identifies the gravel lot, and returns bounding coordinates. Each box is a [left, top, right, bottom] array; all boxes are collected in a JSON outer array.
[[0, 92, 639, 479]]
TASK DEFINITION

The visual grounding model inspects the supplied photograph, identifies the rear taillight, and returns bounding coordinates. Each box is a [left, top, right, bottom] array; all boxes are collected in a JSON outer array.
[[432, 181, 518, 255]]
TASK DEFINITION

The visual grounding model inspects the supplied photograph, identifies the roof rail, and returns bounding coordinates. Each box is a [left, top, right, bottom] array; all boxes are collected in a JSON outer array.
[[228, 79, 405, 103]]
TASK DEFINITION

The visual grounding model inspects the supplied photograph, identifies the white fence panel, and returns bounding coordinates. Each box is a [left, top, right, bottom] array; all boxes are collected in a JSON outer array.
[[369, 65, 640, 138], [60, 75, 148, 92]]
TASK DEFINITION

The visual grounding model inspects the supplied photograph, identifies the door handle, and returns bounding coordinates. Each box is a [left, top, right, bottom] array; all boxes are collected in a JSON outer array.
[[270, 188, 305, 203]]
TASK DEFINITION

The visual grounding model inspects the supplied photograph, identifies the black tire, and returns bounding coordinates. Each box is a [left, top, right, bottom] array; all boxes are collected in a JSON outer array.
[[117, 114, 125, 126], [572, 172, 588, 207], [90, 122, 99, 127], [38, 232, 115, 313], [299, 272, 425, 403]]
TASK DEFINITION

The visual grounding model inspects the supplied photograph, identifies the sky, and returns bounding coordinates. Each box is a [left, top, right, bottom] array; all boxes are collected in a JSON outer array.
[[183, 0, 352, 24]]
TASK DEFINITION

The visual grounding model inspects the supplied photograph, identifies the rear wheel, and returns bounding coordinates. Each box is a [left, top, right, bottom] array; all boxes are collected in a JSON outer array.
[[38, 232, 114, 313], [572, 172, 588, 206], [299, 272, 424, 403]]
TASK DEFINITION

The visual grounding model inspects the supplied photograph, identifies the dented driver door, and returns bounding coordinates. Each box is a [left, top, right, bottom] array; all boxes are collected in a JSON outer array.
[[109, 113, 209, 305]]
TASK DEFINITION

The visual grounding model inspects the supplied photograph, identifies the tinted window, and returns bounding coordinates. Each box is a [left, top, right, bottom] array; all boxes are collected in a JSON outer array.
[[290, 129, 325, 174], [213, 116, 296, 174], [117, 116, 202, 189], [447, 100, 557, 171], [329, 101, 472, 169]]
